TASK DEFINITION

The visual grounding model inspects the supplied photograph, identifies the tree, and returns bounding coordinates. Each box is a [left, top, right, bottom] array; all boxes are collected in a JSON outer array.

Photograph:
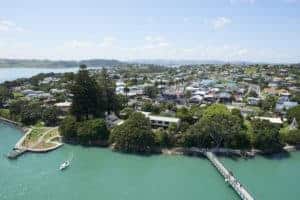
[[251, 119, 282, 152], [120, 107, 134, 120], [20, 102, 42, 125], [9, 99, 27, 120], [182, 122, 211, 148], [287, 105, 300, 125], [281, 129, 300, 145], [291, 92, 300, 104], [77, 119, 109, 144], [190, 105, 206, 120], [200, 112, 249, 149], [63, 72, 75, 82], [0, 85, 12, 108], [70, 65, 99, 120], [260, 95, 277, 112], [114, 94, 128, 115], [123, 86, 130, 97], [154, 128, 171, 147], [110, 112, 155, 153], [59, 116, 78, 139], [98, 68, 117, 114], [202, 104, 229, 118], [141, 101, 154, 112], [231, 108, 244, 124], [0, 109, 10, 118], [183, 104, 250, 149], [248, 90, 258, 98], [42, 106, 59, 126], [176, 107, 195, 124], [144, 86, 159, 98]]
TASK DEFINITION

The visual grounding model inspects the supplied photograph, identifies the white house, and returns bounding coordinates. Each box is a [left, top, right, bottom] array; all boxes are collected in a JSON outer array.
[[55, 101, 72, 112], [141, 112, 180, 128]]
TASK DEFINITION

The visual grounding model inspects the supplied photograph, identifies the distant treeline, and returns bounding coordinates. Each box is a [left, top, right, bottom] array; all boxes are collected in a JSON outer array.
[[0, 59, 123, 68]]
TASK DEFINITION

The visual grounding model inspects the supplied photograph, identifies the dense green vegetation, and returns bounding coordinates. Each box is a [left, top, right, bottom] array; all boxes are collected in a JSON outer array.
[[59, 65, 123, 144], [6, 99, 59, 126], [260, 95, 277, 112], [0, 85, 12, 108], [287, 105, 300, 125], [251, 119, 282, 152], [182, 104, 250, 149], [42, 107, 59, 126], [110, 112, 155, 153], [144, 86, 159, 98], [112, 103, 291, 154], [2, 63, 300, 155], [59, 116, 78, 139], [70, 65, 122, 120], [60, 117, 109, 145]]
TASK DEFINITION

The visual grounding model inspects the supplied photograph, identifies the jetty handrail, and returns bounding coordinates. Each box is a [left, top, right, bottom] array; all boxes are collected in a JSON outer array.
[[205, 151, 254, 200]]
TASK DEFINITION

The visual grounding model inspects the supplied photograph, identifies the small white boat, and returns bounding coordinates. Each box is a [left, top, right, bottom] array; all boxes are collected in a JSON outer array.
[[59, 160, 70, 170]]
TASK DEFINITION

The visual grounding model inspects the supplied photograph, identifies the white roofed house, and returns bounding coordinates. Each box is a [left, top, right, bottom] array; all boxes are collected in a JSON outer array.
[[55, 101, 72, 112], [50, 88, 66, 94], [21, 89, 52, 100], [141, 112, 180, 128], [254, 116, 284, 125]]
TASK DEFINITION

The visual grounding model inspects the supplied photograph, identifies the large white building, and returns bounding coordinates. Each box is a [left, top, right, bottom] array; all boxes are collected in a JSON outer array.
[[141, 112, 180, 128]]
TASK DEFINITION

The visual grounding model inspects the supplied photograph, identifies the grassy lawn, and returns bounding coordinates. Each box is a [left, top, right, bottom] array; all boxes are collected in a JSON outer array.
[[22, 126, 52, 148], [35, 141, 56, 149], [44, 128, 60, 141]]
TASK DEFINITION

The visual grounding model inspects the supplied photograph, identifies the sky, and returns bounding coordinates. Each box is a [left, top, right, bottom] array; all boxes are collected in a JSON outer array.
[[0, 0, 300, 63]]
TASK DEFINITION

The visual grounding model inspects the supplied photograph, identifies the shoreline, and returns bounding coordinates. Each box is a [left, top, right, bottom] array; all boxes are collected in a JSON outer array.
[[160, 145, 300, 159], [0, 117, 26, 133], [1, 120, 300, 159], [0, 120, 63, 159]]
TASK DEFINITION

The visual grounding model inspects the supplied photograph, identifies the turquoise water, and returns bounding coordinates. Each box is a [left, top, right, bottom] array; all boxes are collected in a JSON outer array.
[[1, 123, 300, 200], [221, 154, 300, 199], [0, 67, 80, 83], [0, 123, 237, 200]]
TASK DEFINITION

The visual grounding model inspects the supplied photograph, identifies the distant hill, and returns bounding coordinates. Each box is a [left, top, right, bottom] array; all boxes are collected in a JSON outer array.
[[128, 59, 254, 66], [0, 59, 123, 68], [0, 58, 288, 68], [129, 59, 223, 65]]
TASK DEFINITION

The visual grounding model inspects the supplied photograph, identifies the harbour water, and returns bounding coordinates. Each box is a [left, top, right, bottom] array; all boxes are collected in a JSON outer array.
[[1, 123, 300, 200], [0, 67, 80, 83]]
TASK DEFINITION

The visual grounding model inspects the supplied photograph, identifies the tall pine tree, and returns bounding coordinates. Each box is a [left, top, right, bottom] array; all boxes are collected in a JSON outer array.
[[71, 65, 98, 120]]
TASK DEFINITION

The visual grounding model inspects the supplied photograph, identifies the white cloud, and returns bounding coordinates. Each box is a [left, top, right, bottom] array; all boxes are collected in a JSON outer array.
[[211, 17, 232, 30], [0, 37, 298, 63], [0, 19, 25, 32]]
